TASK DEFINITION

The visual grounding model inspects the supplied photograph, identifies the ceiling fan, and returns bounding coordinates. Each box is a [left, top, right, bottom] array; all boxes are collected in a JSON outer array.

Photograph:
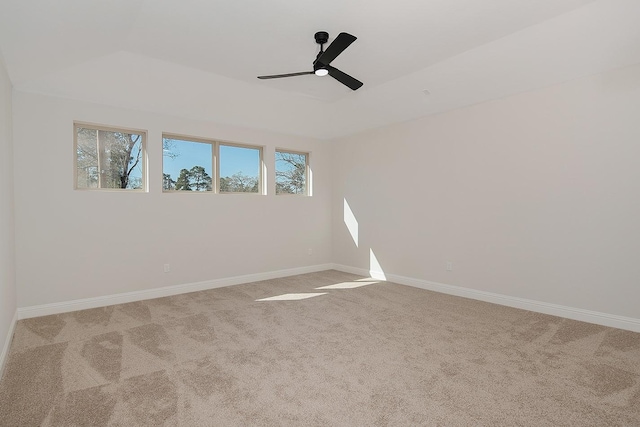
[[258, 31, 363, 91]]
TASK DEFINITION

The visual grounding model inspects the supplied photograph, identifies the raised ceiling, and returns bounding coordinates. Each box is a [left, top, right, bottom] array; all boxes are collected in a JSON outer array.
[[0, 0, 638, 139]]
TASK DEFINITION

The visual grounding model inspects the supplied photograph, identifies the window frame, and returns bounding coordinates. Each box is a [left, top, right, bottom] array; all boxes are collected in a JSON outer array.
[[275, 148, 310, 196], [74, 122, 148, 192], [162, 133, 265, 195], [162, 133, 216, 193], [217, 141, 264, 195]]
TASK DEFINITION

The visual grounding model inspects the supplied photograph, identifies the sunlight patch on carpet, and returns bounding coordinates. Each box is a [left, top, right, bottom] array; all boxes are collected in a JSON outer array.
[[256, 293, 327, 302], [316, 281, 378, 290]]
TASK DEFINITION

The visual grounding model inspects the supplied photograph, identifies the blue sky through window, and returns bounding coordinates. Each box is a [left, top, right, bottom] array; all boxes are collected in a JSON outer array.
[[163, 138, 260, 183], [163, 138, 212, 181], [219, 145, 260, 179]]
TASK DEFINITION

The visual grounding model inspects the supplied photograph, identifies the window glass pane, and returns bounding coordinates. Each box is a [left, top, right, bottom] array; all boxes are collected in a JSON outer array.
[[219, 145, 260, 193], [76, 126, 144, 190], [275, 151, 307, 195], [162, 138, 213, 191]]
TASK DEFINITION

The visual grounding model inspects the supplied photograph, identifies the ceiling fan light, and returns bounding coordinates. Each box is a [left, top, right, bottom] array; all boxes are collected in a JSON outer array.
[[315, 68, 329, 77]]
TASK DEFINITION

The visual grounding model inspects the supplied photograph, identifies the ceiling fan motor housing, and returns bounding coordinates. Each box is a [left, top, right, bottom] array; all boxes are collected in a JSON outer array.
[[314, 31, 329, 45]]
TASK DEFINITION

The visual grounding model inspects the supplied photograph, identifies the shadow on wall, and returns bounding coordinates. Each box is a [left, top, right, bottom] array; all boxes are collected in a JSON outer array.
[[344, 198, 387, 280]]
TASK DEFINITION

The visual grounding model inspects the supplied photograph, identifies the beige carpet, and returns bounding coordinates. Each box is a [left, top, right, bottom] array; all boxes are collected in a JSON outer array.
[[0, 270, 639, 426]]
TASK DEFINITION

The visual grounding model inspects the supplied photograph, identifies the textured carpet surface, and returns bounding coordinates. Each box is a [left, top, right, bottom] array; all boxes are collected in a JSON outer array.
[[1, 270, 639, 426]]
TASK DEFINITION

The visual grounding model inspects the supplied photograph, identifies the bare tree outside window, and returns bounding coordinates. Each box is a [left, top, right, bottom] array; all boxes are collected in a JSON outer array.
[[219, 172, 258, 193], [275, 150, 308, 195], [75, 124, 146, 190]]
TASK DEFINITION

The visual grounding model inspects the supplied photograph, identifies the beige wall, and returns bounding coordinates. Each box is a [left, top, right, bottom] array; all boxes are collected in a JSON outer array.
[[332, 63, 640, 319], [13, 92, 333, 307], [9, 61, 640, 324], [0, 55, 16, 363]]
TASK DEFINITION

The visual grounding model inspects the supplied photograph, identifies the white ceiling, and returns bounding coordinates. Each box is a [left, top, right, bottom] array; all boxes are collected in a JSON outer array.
[[1, 0, 639, 139]]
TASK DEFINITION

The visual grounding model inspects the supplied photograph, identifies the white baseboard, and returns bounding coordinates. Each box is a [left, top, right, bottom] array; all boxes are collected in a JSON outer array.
[[17, 264, 334, 320], [0, 309, 18, 381], [331, 264, 640, 333]]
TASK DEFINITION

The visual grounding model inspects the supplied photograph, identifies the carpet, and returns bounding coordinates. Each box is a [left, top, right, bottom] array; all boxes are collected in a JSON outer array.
[[0, 270, 638, 426]]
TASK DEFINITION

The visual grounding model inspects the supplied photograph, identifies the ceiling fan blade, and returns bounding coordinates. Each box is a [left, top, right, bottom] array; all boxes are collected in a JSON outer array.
[[257, 71, 313, 79], [327, 65, 363, 91], [315, 32, 357, 66]]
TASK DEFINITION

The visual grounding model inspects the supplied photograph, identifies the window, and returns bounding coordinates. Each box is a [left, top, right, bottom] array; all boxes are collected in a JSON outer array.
[[219, 144, 262, 194], [275, 150, 309, 195], [162, 137, 213, 192], [162, 134, 263, 194], [75, 123, 146, 190]]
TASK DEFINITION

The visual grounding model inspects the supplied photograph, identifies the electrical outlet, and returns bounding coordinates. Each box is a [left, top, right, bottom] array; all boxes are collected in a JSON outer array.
[[308, 248, 313, 256], [163, 264, 171, 273], [446, 262, 453, 271]]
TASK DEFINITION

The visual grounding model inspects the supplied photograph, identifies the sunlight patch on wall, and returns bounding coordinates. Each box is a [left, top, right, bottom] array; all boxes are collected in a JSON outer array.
[[344, 198, 358, 247], [369, 249, 387, 280], [256, 293, 326, 302], [315, 281, 378, 290]]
